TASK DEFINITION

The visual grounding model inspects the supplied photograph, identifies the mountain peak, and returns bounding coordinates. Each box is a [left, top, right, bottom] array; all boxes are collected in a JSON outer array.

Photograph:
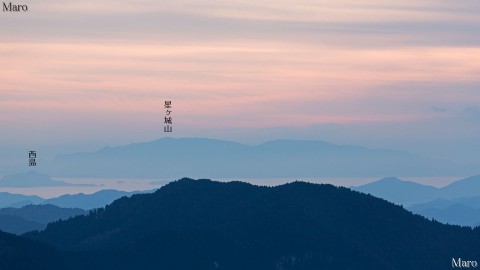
[[377, 176, 403, 183], [353, 177, 438, 206]]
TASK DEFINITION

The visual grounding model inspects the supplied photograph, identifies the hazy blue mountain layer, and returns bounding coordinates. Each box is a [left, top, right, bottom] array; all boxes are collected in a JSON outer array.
[[0, 192, 43, 208], [354, 175, 480, 206], [0, 188, 148, 210], [408, 196, 480, 227], [42, 189, 144, 209], [42, 137, 468, 178]]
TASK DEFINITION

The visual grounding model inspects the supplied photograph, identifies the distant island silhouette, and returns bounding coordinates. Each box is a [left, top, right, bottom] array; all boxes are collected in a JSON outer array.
[[0, 171, 97, 188]]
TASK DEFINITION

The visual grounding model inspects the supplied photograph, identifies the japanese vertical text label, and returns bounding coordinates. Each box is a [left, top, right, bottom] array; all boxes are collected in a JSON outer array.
[[164, 101, 173, 132], [28, 150, 36, 166]]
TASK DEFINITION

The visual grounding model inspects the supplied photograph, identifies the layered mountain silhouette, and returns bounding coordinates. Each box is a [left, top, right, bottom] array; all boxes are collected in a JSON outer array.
[[353, 177, 438, 206], [354, 176, 480, 227], [43, 137, 467, 178], [42, 189, 144, 209], [0, 192, 43, 208], [0, 189, 146, 210], [409, 196, 480, 227], [411, 196, 480, 211], [22, 178, 480, 270], [354, 175, 480, 206], [0, 204, 86, 234], [410, 203, 480, 227]]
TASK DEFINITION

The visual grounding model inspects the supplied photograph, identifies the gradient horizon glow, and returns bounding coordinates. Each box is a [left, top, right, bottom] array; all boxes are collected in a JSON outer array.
[[1, 0, 480, 168]]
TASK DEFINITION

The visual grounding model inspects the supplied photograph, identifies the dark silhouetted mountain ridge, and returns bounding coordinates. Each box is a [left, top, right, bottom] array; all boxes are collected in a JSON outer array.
[[0, 230, 68, 270], [0, 204, 86, 234], [26, 178, 480, 270]]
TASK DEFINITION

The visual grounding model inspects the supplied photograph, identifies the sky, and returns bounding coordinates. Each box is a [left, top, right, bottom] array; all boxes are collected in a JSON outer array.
[[1, 0, 480, 169]]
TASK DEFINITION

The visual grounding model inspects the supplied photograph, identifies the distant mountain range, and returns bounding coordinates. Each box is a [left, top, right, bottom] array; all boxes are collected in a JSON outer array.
[[4, 171, 480, 228], [43, 189, 145, 209], [0, 189, 148, 209], [18, 178, 480, 270], [41, 137, 471, 178], [353, 176, 480, 227], [408, 197, 480, 227], [353, 177, 438, 206], [0, 204, 86, 234], [354, 175, 480, 206], [0, 187, 154, 234], [0, 192, 43, 208]]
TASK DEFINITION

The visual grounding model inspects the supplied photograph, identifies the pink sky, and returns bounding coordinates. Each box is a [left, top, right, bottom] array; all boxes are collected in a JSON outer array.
[[1, 0, 480, 163]]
